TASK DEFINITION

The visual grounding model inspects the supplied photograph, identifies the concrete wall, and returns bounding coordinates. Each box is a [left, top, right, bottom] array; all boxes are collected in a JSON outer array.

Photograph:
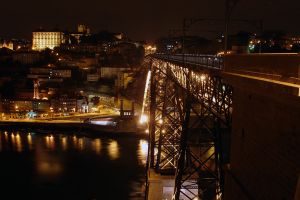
[[223, 55, 300, 200], [224, 54, 300, 79]]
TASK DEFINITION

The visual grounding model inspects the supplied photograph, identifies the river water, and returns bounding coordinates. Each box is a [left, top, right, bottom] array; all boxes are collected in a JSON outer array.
[[0, 130, 148, 200]]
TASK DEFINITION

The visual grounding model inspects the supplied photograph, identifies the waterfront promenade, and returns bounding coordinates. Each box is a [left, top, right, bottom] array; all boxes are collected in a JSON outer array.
[[0, 110, 147, 138]]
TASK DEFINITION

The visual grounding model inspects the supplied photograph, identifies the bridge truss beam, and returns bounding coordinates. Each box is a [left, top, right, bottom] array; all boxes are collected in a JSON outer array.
[[147, 58, 232, 200], [149, 62, 184, 173]]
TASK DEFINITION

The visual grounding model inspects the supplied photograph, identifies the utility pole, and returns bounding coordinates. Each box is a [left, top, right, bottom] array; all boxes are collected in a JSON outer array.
[[225, 0, 239, 54], [182, 19, 188, 64]]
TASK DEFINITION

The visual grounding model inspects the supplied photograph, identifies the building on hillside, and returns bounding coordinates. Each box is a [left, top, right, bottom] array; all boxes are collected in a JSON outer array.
[[116, 70, 134, 90], [70, 24, 91, 44], [0, 99, 50, 114], [113, 32, 125, 40], [32, 29, 64, 50], [50, 95, 88, 113], [100, 67, 131, 79], [13, 51, 41, 64], [78, 24, 90, 34], [87, 74, 100, 82], [0, 40, 13, 50], [28, 67, 72, 79]]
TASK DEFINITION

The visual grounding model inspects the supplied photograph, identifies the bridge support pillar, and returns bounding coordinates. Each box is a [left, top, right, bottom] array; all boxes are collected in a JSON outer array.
[[147, 170, 175, 200]]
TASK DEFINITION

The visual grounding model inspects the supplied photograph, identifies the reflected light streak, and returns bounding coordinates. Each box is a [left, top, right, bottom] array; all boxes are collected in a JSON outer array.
[[72, 135, 78, 149], [45, 135, 55, 150], [78, 138, 85, 151], [37, 162, 62, 175], [11, 133, 16, 149], [108, 140, 120, 160], [15, 133, 22, 152], [138, 140, 148, 165], [61, 137, 67, 151], [93, 139, 102, 155], [27, 133, 33, 150], [4, 131, 8, 141]]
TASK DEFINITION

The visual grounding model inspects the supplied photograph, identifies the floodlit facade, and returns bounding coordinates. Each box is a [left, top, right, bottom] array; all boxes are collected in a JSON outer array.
[[78, 24, 90, 34], [70, 24, 91, 43], [32, 31, 64, 50], [0, 40, 13, 50]]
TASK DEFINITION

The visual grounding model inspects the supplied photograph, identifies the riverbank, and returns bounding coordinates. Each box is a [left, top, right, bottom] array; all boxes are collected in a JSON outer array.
[[0, 120, 148, 139]]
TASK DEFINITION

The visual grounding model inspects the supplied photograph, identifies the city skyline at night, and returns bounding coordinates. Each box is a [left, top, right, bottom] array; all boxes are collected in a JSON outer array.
[[0, 0, 299, 200]]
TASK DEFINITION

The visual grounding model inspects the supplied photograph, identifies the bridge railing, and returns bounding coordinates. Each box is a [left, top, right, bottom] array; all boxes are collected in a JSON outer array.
[[153, 53, 223, 70]]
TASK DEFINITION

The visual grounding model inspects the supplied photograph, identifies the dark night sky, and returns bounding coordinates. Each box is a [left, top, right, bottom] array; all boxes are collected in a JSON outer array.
[[1, 0, 300, 41]]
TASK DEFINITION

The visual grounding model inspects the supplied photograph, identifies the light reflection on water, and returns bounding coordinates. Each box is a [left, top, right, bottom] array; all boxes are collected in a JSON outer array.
[[0, 131, 149, 165], [72, 135, 77, 149], [37, 161, 62, 175], [0, 130, 148, 199], [4, 131, 8, 141], [138, 139, 148, 165], [92, 138, 102, 155], [45, 135, 55, 150], [108, 139, 120, 160], [15, 133, 22, 152], [11, 133, 16, 150], [61, 136, 67, 151], [27, 133, 33, 150], [78, 138, 85, 151]]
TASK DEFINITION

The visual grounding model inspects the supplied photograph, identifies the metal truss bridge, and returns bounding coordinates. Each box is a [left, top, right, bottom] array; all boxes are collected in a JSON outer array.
[[142, 53, 233, 200]]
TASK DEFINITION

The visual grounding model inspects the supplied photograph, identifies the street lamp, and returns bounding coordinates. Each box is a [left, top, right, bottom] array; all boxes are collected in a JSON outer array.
[[139, 114, 148, 124]]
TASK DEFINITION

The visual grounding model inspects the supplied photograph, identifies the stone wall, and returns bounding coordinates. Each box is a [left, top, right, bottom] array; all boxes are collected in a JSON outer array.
[[223, 54, 300, 200]]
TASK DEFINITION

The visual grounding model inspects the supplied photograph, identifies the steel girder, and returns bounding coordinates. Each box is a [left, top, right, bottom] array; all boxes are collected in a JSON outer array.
[[149, 61, 184, 173], [170, 62, 232, 200], [147, 59, 232, 200]]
